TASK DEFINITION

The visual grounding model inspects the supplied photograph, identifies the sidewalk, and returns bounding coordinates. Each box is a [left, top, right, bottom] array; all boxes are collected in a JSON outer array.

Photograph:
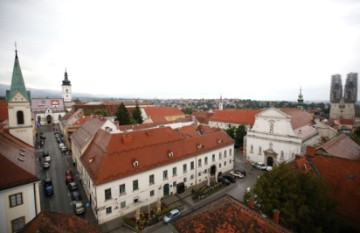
[[99, 186, 197, 233]]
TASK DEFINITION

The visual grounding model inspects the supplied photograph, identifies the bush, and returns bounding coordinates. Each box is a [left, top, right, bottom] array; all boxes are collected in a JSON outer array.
[[122, 216, 137, 228]]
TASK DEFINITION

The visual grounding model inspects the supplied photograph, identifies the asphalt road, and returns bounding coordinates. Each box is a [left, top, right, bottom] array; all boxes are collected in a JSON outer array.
[[143, 149, 264, 233], [36, 124, 96, 223]]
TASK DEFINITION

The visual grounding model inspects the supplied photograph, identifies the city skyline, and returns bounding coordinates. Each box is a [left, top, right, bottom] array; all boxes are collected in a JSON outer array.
[[1, 0, 360, 101]]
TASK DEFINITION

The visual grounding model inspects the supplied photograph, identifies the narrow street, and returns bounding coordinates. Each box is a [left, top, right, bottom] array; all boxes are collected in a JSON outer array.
[[36, 124, 96, 224]]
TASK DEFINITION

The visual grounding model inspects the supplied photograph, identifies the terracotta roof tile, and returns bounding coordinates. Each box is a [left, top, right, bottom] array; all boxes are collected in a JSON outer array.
[[22, 210, 101, 233], [173, 194, 292, 233], [0, 99, 8, 122], [312, 156, 360, 229], [71, 117, 107, 150], [316, 134, 360, 160], [0, 124, 38, 190], [144, 107, 185, 123], [192, 111, 213, 124], [210, 109, 262, 125], [280, 108, 314, 130], [81, 127, 233, 185]]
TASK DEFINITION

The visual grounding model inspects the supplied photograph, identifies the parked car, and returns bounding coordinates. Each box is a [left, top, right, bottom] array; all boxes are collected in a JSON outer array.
[[68, 182, 78, 191], [266, 166, 273, 172], [40, 135, 46, 140], [43, 179, 54, 196], [71, 190, 82, 201], [44, 156, 51, 163], [65, 170, 74, 184], [217, 176, 231, 185], [237, 169, 247, 176], [61, 146, 68, 152], [252, 162, 267, 170], [58, 143, 65, 149], [223, 175, 236, 183], [163, 209, 181, 224], [230, 170, 245, 178], [72, 201, 85, 215], [43, 161, 50, 169]]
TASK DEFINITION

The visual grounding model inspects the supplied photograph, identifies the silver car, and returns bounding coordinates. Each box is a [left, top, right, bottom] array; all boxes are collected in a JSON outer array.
[[72, 201, 85, 215], [163, 209, 180, 224]]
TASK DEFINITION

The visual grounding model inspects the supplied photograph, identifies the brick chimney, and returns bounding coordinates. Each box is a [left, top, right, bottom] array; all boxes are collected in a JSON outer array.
[[248, 197, 255, 209], [273, 209, 280, 224], [306, 146, 316, 157]]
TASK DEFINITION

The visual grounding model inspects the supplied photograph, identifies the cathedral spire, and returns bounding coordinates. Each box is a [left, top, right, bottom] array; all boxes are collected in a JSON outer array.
[[6, 48, 30, 102], [297, 87, 304, 109], [62, 69, 71, 86]]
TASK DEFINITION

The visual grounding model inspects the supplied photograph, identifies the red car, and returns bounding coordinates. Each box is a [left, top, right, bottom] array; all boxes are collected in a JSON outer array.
[[65, 170, 74, 184]]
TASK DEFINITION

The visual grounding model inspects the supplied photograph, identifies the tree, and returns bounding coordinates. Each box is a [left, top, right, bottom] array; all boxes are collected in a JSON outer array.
[[183, 107, 193, 114], [235, 125, 246, 148], [132, 101, 143, 124], [116, 103, 131, 125], [243, 163, 338, 233], [225, 127, 235, 139]]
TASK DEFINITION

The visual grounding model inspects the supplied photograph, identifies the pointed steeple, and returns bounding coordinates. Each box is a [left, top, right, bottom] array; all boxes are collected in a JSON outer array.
[[62, 69, 71, 86], [297, 87, 304, 108], [6, 49, 30, 102]]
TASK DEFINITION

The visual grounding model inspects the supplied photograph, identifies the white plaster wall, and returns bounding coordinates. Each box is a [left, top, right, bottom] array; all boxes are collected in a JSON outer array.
[[0, 183, 38, 233], [86, 145, 234, 224]]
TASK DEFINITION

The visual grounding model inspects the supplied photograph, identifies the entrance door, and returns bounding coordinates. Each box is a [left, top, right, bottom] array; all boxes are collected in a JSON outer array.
[[210, 165, 216, 176], [163, 184, 170, 197], [46, 115, 52, 124], [267, 157, 274, 166]]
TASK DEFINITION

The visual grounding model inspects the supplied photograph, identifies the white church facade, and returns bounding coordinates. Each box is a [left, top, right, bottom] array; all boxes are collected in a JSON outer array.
[[245, 108, 320, 166]]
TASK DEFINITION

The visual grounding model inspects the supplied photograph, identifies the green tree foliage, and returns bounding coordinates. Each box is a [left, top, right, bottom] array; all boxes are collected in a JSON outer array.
[[183, 108, 193, 114], [132, 101, 143, 124], [84, 109, 108, 116], [235, 125, 246, 147], [243, 163, 338, 233], [225, 127, 235, 139], [116, 103, 131, 125]]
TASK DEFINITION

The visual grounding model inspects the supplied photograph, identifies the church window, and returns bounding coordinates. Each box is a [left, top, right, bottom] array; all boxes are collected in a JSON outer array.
[[250, 145, 254, 153], [66, 89, 68, 93], [280, 151, 284, 161], [16, 111, 24, 125], [270, 122, 274, 134], [258, 146, 262, 155]]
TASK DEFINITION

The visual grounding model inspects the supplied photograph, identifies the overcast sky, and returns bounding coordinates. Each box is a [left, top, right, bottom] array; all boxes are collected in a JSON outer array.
[[0, 0, 359, 101]]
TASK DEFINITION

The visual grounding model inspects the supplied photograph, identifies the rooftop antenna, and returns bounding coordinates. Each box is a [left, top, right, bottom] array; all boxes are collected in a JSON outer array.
[[15, 41, 18, 56]]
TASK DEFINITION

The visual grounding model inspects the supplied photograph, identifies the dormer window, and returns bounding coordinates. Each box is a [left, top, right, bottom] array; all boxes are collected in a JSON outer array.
[[168, 151, 174, 157], [89, 157, 94, 163], [197, 144, 203, 149], [133, 160, 139, 167], [217, 139, 223, 144]]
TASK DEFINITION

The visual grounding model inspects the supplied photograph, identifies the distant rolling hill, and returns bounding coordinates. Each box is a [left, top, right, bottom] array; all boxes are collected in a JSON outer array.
[[0, 84, 101, 99]]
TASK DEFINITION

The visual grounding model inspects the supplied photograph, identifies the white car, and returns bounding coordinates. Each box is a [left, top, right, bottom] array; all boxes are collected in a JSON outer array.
[[266, 166, 273, 172], [230, 170, 245, 178], [44, 156, 51, 163], [252, 162, 266, 170]]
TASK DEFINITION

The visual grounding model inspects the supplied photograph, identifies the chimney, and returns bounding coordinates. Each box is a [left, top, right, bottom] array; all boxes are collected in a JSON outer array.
[[306, 146, 316, 157], [273, 209, 280, 224], [248, 197, 255, 209], [114, 121, 119, 129]]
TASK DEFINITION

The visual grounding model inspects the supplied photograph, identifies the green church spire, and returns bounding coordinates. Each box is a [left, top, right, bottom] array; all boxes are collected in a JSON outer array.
[[6, 49, 31, 102]]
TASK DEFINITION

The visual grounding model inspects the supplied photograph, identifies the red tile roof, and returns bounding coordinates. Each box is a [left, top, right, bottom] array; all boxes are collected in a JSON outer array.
[[209, 109, 262, 125], [0, 99, 8, 122], [280, 108, 314, 130], [0, 124, 38, 190], [81, 127, 233, 185], [173, 194, 292, 233], [22, 210, 101, 233], [312, 156, 360, 229], [192, 111, 213, 124], [71, 117, 107, 150], [144, 107, 185, 123], [316, 134, 360, 160]]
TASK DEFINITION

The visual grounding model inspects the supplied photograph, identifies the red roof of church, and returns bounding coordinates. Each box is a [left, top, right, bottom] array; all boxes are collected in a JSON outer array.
[[173, 194, 292, 233], [81, 127, 233, 185], [209, 109, 262, 125], [280, 108, 314, 129], [0, 123, 38, 190]]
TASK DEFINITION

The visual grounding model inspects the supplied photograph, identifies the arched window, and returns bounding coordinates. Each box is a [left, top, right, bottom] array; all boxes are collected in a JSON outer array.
[[258, 146, 262, 155], [17, 111, 24, 125]]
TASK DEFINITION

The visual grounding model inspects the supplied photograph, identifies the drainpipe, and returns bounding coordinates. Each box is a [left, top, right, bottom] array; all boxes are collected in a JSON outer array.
[[33, 182, 38, 215]]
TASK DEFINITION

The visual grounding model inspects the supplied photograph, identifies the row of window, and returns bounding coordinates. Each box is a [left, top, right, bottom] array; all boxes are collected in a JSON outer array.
[[104, 156, 233, 201], [249, 145, 285, 157]]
